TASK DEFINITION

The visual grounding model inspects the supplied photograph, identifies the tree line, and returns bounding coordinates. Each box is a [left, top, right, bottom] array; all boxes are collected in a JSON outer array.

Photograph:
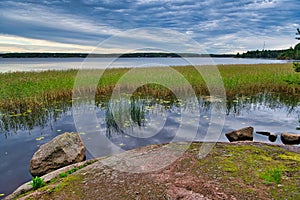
[[236, 44, 300, 60], [237, 29, 300, 60], [0, 52, 238, 58]]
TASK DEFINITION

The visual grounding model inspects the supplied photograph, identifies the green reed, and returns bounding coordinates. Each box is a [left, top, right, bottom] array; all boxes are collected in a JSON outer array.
[[0, 63, 299, 112]]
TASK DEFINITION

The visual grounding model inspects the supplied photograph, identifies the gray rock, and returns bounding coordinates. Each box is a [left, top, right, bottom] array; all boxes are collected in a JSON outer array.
[[30, 132, 85, 176], [225, 127, 254, 142], [281, 132, 300, 145], [268, 133, 277, 142]]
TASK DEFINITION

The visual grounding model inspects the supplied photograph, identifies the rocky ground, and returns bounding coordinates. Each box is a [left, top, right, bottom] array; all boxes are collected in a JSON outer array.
[[8, 142, 300, 200]]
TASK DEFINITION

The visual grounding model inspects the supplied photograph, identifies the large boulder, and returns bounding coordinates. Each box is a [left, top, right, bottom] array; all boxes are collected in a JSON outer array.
[[281, 132, 300, 145], [30, 132, 86, 176], [225, 127, 254, 142]]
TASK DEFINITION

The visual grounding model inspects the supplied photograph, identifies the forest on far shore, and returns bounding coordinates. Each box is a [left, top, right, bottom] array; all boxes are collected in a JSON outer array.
[[236, 43, 300, 60], [1, 44, 299, 60]]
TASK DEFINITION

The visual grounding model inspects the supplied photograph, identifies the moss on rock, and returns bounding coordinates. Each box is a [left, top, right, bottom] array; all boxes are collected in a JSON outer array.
[[14, 142, 300, 200]]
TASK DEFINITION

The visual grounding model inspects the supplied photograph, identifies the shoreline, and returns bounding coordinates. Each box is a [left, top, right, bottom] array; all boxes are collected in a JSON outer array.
[[6, 141, 300, 200]]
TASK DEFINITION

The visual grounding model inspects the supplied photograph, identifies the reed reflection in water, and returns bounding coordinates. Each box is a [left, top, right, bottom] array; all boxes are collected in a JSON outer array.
[[0, 93, 299, 142]]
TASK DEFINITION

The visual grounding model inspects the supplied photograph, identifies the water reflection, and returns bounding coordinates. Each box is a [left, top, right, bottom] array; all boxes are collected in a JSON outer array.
[[226, 93, 299, 116], [0, 93, 299, 138], [0, 101, 72, 137], [106, 97, 180, 138]]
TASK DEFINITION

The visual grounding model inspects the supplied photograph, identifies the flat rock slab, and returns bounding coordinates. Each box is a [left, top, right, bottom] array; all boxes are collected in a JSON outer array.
[[7, 142, 300, 200]]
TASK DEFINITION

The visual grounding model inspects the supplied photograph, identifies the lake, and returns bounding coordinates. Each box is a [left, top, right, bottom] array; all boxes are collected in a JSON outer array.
[[0, 57, 299, 198], [0, 93, 299, 197], [0, 57, 292, 73]]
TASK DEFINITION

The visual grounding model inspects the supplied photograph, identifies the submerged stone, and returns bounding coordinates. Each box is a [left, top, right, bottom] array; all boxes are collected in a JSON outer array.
[[256, 131, 271, 136]]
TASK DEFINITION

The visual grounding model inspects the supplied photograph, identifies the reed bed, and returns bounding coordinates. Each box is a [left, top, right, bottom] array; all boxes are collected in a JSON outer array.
[[1, 63, 299, 133], [0, 63, 299, 112]]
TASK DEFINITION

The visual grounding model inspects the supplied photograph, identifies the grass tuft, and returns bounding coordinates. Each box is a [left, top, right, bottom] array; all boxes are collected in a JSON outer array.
[[29, 176, 46, 189]]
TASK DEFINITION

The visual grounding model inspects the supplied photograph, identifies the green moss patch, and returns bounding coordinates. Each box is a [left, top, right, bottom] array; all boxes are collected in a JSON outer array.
[[189, 143, 300, 199], [16, 143, 300, 200]]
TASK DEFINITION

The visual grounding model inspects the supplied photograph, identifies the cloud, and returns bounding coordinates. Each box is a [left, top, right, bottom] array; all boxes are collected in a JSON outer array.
[[1, 1, 121, 36], [0, 34, 126, 53], [0, 0, 299, 53]]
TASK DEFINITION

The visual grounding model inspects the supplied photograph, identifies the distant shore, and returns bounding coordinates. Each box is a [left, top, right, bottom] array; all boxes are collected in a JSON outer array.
[[0, 52, 236, 58]]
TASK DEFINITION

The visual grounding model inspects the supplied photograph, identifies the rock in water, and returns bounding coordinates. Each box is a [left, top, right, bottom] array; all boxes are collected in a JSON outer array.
[[30, 132, 85, 176], [268, 133, 277, 142], [225, 127, 254, 142], [256, 131, 271, 136], [281, 133, 300, 145]]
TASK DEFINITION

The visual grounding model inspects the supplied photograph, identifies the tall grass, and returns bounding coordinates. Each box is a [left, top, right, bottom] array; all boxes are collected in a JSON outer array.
[[0, 63, 299, 112]]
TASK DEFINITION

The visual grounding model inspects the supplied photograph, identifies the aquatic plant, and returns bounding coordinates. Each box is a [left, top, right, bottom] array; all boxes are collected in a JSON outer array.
[[0, 64, 299, 133], [0, 64, 299, 110]]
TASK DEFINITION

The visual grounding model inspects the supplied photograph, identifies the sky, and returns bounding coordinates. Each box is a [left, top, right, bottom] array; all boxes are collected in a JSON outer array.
[[0, 0, 299, 54]]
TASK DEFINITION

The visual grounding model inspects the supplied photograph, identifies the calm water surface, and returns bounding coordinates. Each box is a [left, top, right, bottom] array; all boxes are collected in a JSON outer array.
[[0, 57, 292, 73]]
